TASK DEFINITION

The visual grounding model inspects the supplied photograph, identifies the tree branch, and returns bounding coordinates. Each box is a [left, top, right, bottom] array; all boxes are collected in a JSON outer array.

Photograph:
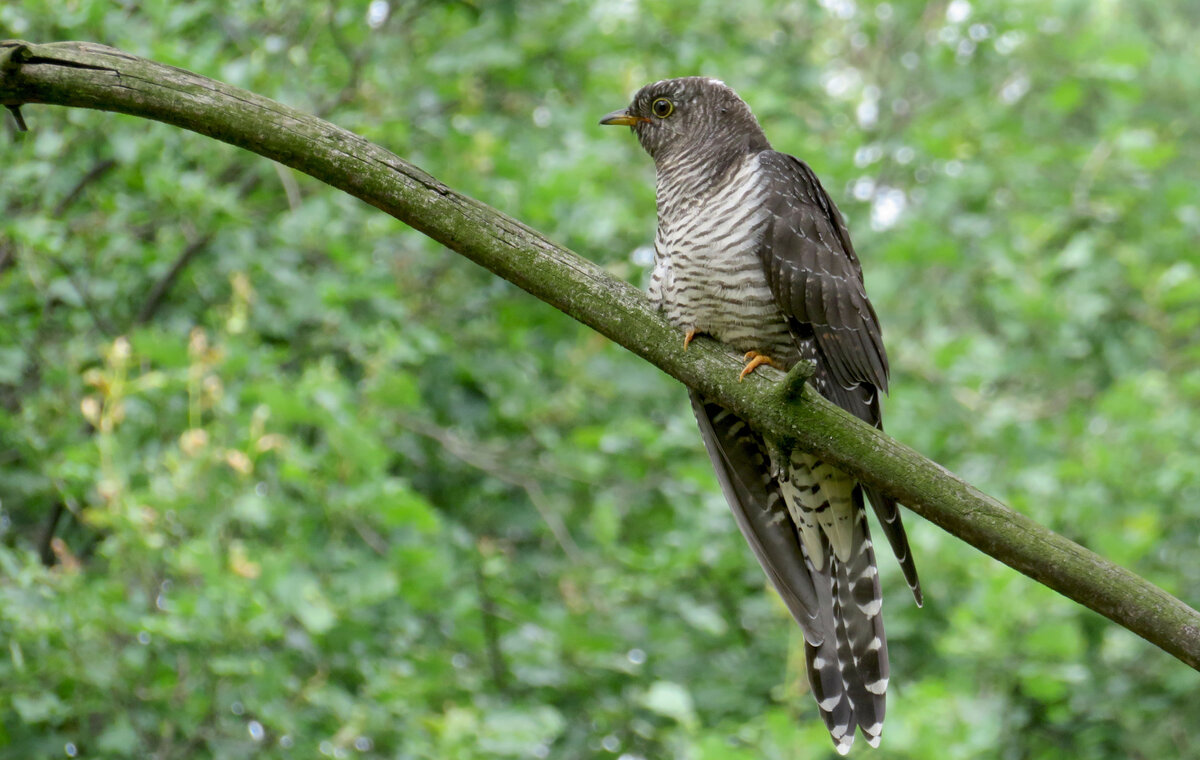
[[3, 39, 1198, 670], [134, 229, 214, 324], [393, 410, 583, 563]]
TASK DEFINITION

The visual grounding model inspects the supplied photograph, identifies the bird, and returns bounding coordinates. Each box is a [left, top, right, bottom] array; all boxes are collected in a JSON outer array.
[[600, 77, 922, 754]]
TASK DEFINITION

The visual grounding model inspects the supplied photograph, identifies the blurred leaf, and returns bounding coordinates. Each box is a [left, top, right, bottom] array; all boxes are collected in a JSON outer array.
[[639, 680, 698, 729]]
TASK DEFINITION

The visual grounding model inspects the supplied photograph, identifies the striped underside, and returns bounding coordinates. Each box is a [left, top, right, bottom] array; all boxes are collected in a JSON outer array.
[[651, 153, 797, 362]]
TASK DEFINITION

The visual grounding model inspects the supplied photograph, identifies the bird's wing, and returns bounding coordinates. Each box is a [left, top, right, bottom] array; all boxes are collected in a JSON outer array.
[[756, 151, 888, 393], [756, 150, 922, 603], [688, 391, 855, 744]]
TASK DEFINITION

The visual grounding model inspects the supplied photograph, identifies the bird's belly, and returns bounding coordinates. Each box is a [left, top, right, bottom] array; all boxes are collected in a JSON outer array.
[[650, 155, 798, 364], [654, 237, 796, 363]]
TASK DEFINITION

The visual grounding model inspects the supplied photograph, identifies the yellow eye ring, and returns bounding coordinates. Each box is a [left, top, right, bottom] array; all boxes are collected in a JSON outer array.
[[651, 98, 674, 118]]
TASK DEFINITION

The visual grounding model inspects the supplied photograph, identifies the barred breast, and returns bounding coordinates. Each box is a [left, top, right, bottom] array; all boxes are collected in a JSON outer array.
[[649, 152, 798, 366]]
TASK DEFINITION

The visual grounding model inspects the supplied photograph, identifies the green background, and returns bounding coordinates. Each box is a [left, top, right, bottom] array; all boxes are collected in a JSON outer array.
[[2, 1, 1198, 757]]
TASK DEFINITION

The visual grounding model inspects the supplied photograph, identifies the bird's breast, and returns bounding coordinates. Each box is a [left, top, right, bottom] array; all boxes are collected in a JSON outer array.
[[650, 156, 797, 363]]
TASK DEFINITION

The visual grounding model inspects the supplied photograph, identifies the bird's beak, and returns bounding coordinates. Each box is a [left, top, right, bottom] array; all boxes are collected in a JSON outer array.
[[599, 109, 648, 126]]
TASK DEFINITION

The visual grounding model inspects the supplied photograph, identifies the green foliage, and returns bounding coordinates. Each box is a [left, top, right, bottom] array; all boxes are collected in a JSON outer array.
[[2, 1, 1199, 758]]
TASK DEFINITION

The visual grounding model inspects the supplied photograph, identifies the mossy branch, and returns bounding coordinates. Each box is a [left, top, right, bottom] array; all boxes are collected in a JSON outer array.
[[3, 39, 1198, 670]]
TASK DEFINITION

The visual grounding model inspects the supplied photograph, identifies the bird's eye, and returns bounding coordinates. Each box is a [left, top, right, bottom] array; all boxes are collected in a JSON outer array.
[[651, 98, 674, 118]]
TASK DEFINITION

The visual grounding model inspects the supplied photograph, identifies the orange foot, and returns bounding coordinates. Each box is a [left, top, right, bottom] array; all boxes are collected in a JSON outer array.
[[739, 351, 783, 381], [683, 328, 699, 350]]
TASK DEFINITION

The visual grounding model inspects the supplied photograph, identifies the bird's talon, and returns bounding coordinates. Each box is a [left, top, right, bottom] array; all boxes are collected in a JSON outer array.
[[739, 351, 781, 381], [683, 328, 697, 350]]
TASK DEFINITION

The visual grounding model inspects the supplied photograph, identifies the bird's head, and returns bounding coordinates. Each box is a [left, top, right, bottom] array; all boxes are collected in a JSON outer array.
[[600, 77, 770, 167]]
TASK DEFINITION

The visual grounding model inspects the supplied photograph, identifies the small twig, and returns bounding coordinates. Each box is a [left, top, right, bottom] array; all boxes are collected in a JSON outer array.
[[474, 559, 511, 693], [53, 159, 117, 217], [50, 254, 115, 335], [395, 411, 583, 563], [37, 502, 65, 567], [1, 45, 30, 131], [5, 104, 26, 131], [778, 359, 815, 402], [317, 2, 367, 116], [351, 518, 388, 556], [131, 166, 263, 326], [134, 230, 214, 324]]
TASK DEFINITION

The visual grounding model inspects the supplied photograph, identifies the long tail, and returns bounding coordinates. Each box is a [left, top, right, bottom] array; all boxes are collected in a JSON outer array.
[[783, 451, 888, 752], [821, 363, 923, 609], [689, 391, 860, 752], [835, 489, 889, 747], [864, 485, 922, 606]]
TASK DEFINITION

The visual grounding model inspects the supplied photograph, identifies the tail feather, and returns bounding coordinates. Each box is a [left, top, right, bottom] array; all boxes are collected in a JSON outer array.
[[864, 485, 923, 606], [830, 568, 875, 749], [804, 638, 856, 755], [800, 534, 857, 755], [817, 350, 923, 609], [835, 492, 889, 746], [688, 390, 899, 753], [784, 455, 890, 752], [687, 392, 822, 629]]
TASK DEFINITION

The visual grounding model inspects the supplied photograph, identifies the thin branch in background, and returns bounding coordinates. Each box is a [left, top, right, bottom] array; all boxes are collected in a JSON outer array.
[[132, 163, 263, 326], [37, 502, 65, 567], [0, 303, 50, 413], [53, 158, 116, 217], [50, 254, 115, 335], [318, 2, 367, 117], [351, 518, 389, 556], [134, 229, 214, 325], [0, 237, 13, 273], [394, 411, 583, 564], [474, 558, 511, 694]]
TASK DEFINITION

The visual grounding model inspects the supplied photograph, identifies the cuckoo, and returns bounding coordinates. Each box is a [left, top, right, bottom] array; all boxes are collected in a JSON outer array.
[[601, 77, 922, 753]]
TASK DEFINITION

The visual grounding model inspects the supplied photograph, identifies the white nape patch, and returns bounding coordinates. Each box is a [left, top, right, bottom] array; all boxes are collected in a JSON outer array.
[[818, 695, 842, 712], [857, 598, 883, 617], [866, 636, 883, 653], [866, 677, 889, 695]]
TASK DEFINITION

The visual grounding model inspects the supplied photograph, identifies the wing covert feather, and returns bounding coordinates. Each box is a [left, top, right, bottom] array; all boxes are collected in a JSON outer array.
[[758, 151, 889, 393]]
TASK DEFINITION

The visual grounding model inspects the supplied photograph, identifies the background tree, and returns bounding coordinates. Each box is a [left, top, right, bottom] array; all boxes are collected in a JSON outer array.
[[1, 1, 1198, 759]]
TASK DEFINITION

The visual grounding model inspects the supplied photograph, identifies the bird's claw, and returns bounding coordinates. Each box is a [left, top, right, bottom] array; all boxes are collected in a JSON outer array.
[[739, 351, 782, 381]]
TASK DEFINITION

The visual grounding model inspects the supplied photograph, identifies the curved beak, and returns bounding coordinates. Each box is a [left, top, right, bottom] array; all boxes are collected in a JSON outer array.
[[599, 109, 649, 126]]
